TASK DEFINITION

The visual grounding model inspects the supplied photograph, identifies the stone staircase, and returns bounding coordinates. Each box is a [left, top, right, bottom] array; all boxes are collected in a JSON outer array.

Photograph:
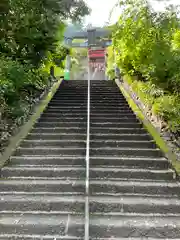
[[0, 80, 180, 239]]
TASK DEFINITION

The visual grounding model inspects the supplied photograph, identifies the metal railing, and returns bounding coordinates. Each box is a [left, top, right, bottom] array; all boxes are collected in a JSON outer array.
[[85, 59, 90, 240]]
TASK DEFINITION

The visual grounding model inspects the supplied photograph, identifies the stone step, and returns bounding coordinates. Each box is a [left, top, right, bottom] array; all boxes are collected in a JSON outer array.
[[41, 112, 135, 117], [0, 235, 82, 240], [43, 109, 133, 114], [90, 140, 156, 148], [45, 108, 132, 113], [9, 156, 169, 169], [88, 214, 180, 238], [0, 195, 85, 212], [20, 139, 155, 149], [30, 127, 147, 135], [1, 194, 180, 214], [14, 146, 162, 158], [48, 103, 129, 107], [21, 139, 86, 148], [39, 117, 87, 122], [90, 147, 163, 157], [14, 147, 86, 156], [90, 133, 151, 141], [0, 180, 85, 193], [30, 127, 86, 134], [1, 179, 178, 196], [1, 166, 174, 180], [90, 127, 147, 134], [51, 97, 126, 101], [1, 212, 180, 238], [46, 105, 130, 110], [35, 122, 141, 129], [89, 195, 180, 214], [26, 133, 86, 141], [90, 180, 179, 196], [10, 156, 86, 166], [0, 213, 84, 237], [39, 116, 138, 123], [49, 100, 127, 104]]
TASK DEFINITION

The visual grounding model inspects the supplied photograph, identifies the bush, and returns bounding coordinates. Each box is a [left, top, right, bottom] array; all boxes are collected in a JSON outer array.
[[0, 56, 48, 120], [107, 0, 180, 134]]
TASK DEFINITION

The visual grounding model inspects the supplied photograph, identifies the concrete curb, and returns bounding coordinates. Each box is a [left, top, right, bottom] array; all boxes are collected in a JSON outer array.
[[115, 79, 180, 175], [0, 78, 63, 168]]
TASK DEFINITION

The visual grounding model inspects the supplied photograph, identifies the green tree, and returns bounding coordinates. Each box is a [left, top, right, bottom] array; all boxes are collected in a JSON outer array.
[[0, 0, 90, 66]]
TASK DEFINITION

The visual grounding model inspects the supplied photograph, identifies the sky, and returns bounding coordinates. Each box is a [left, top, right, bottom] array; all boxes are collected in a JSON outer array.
[[84, 0, 179, 27]]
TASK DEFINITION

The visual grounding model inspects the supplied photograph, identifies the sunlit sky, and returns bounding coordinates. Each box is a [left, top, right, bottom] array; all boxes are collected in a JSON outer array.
[[84, 0, 179, 27]]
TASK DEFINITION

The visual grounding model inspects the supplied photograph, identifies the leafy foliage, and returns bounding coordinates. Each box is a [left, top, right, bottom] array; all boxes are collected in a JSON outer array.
[[0, 0, 90, 66], [0, 0, 90, 152], [108, 0, 180, 132]]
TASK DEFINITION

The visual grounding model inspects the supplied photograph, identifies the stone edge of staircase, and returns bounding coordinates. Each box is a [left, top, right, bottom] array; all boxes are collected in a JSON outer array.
[[115, 78, 180, 177], [0, 78, 64, 168]]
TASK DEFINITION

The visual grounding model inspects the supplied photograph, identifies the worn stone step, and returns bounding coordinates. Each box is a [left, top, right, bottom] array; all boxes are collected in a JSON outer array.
[[1, 195, 180, 215], [30, 127, 147, 135], [35, 122, 87, 128], [49, 100, 127, 104], [35, 122, 141, 129], [26, 133, 86, 140], [48, 103, 129, 107], [90, 133, 151, 141], [90, 147, 163, 157], [90, 180, 180, 196], [90, 105, 130, 108], [9, 156, 169, 169], [89, 195, 180, 214], [48, 100, 87, 104], [46, 106, 130, 110], [0, 235, 82, 239], [0, 213, 84, 237], [47, 106, 87, 109], [20, 139, 155, 149], [41, 112, 135, 117], [39, 116, 138, 123], [90, 96, 127, 99], [10, 156, 86, 166], [90, 127, 147, 134], [30, 127, 86, 134], [43, 109, 133, 114], [0, 180, 85, 193], [88, 214, 180, 238], [43, 108, 89, 113], [89, 156, 169, 169], [1, 166, 86, 179], [51, 97, 126, 102], [0, 195, 85, 212], [1, 166, 173, 181], [21, 139, 86, 148], [54, 93, 121, 97], [90, 110, 134, 114], [51, 96, 87, 100], [40, 112, 88, 117], [90, 156, 169, 169], [14, 147, 86, 156], [90, 116, 139, 123], [90, 113, 136, 118], [91, 122, 141, 128], [89, 167, 174, 180], [39, 117, 87, 123], [2, 213, 180, 238], [90, 140, 156, 149]]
